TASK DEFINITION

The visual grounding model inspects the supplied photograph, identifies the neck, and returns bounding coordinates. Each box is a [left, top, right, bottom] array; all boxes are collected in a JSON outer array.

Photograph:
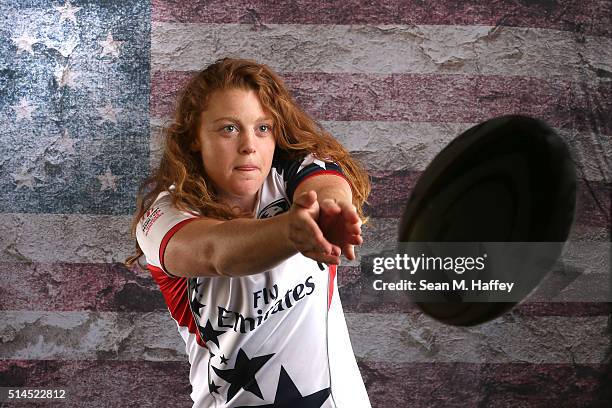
[[221, 193, 258, 217]]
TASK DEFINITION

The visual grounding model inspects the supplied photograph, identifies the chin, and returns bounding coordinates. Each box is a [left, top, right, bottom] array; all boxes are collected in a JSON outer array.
[[231, 182, 261, 197]]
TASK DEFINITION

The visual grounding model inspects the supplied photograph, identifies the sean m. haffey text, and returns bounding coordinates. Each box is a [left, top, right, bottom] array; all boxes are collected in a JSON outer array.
[[371, 253, 516, 293]]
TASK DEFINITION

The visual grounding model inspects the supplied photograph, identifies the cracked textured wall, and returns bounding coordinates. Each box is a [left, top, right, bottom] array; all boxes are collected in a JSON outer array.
[[1, 0, 611, 407]]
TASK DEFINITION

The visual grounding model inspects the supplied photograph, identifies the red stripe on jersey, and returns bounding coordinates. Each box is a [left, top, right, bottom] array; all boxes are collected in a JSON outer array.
[[158, 217, 199, 277], [148, 265, 207, 348], [328, 264, 337, 310]]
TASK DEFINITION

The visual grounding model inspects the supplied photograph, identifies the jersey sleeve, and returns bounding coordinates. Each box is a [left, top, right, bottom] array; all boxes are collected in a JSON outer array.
[[135, 191, 200, 278], [273, 153, 348, 202]]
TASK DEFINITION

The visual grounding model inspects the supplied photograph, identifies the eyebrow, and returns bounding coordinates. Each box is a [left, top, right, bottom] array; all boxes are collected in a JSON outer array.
[[212, 116, 273, 123]]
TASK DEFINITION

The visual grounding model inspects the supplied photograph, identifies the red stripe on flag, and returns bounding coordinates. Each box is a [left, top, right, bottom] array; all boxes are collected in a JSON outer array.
[[358, 361, 612, 407], [1, 262, 608, 317], [151, 72, 612, 135], [365, 171, 611, 228]]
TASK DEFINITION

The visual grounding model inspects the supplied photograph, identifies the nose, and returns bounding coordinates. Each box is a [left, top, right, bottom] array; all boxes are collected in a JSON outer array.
[[239, 129, 256, 154]]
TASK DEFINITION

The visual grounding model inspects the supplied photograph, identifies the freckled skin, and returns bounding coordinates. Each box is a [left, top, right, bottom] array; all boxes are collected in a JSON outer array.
[[193, 88, 276, 213]]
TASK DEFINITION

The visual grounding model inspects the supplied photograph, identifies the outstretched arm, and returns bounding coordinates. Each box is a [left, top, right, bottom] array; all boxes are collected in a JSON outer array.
[[162, 185, 349, 278], [161, 173, 361, 278]]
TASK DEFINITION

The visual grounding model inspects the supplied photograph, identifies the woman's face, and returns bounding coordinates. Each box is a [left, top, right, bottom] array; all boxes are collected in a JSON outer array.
[[194, 88, 276, 211]]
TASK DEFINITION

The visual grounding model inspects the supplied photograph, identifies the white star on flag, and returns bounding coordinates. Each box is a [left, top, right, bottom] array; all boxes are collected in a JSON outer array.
[[11, 98, 35, 121], [97, 168, 120, 191], [96, 103, 122, 124], [13, 33, 38, 55], [54, 65, 79, 88], [58, 40, 78, 57], [55, 1, 81, 24], [12, 168, 36, 190], [55, 130, 77, 155], [99, 32, 122, 58]]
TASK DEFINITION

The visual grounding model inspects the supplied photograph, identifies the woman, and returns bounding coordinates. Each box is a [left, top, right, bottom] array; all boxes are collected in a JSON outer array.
[[125, 57, 372, 407]]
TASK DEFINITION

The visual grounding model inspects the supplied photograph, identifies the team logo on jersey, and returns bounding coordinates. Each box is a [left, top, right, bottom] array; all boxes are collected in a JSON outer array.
[[141, 206, 163, 235], [258, 199, 290, 219]]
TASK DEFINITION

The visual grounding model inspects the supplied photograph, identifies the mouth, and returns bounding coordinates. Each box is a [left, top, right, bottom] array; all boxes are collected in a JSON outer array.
[[235, 165, 259, 171]]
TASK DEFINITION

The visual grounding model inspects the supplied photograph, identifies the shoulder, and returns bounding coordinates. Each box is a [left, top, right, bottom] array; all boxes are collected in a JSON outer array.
[[272, 152, 342, 181], [267, 152, 344, 204], [136, 187, 201, 277]]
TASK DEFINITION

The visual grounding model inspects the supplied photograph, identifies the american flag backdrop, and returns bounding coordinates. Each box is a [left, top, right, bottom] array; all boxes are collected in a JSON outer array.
[[1, 0, 611, 407]]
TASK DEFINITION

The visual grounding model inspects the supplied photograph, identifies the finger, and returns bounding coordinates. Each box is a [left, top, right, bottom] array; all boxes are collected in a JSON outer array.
[[302, 251, 341, 265], [290, 218, 329, 253], [343, 234, 363, 246], [343, 244, 356, 261], [344, 220, 361, 236], [293, 229, 329, 254], [341, 205, 360, 225], [335, 200, 359, 224], [320, 198, 341, 215], [303, 217, 335, 254], [337, 200, 357, 213]]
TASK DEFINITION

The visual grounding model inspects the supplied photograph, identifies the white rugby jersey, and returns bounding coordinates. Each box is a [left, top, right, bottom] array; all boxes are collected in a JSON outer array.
[[136, 153, 372, 408]]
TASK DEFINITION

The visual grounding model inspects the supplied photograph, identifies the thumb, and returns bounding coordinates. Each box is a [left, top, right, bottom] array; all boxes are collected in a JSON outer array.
[[294, 190, 317, 209]]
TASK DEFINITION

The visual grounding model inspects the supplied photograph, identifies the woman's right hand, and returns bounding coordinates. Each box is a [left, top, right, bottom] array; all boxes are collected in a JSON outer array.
[[287, 190, 342, 265]]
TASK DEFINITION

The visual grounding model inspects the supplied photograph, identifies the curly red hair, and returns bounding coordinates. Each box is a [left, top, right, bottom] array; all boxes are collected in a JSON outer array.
[[125, 57, 370, 268]]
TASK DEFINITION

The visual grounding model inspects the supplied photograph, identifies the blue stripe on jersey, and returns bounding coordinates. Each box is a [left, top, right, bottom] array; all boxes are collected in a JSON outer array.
[[286, 163, 343, 202], [272, 154, 302, 186], [272, 153, 344, 202]]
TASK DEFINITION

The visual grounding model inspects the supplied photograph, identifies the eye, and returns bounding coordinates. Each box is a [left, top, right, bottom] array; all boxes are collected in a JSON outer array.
[[259, 124, 272, 133], [222, 124, 238, 133]]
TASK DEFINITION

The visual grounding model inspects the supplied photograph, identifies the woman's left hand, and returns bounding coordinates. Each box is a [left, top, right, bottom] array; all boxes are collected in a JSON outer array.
[[317, 198, 363, 260]]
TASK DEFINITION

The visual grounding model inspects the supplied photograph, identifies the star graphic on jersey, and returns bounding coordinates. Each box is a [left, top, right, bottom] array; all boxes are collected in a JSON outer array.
[[212, 348, 274, 402], [209, 380, 221, 394], [190, 296, 205, 317], [210, 351, 216, 358], [198, 319, 226, 348], [236, 366, 331, 408], [220, 354, 229, 364], [188, 278, 203, 292]]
